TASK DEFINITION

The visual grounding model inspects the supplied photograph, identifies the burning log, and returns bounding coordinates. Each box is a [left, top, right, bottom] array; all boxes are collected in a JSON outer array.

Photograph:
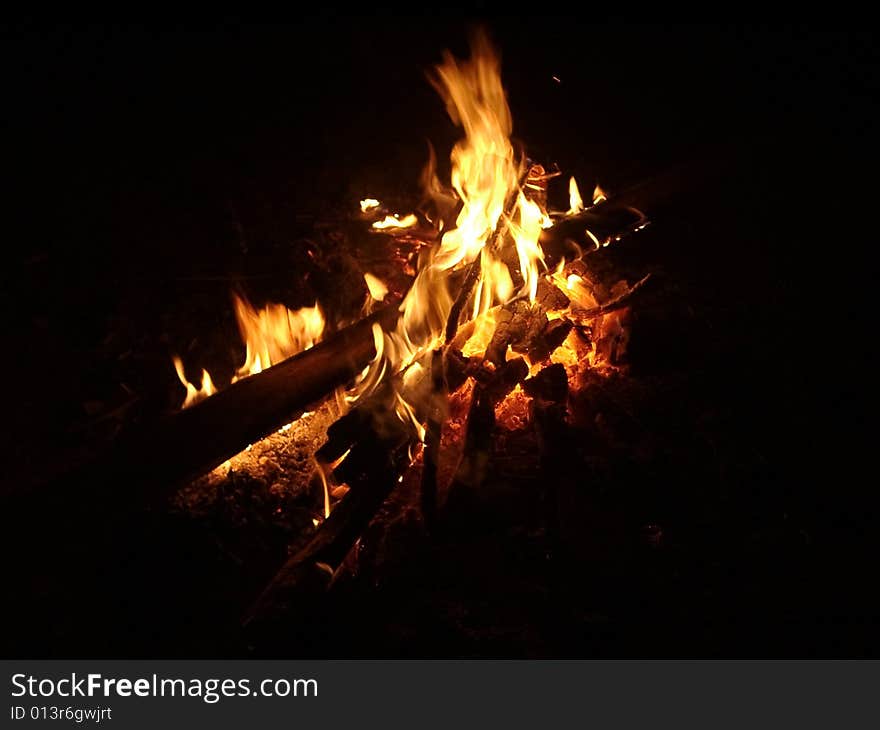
[[244, 398, 416, 628], [528, 372, 570, 552], [540, 159, 714, 253], [26, 306, 401, 517], [13, 159, 707, 533], [423, 168, 531, 526], [420, 348, 445, 532], [568, 273, 653, 324], [444, 306, 532, 510]]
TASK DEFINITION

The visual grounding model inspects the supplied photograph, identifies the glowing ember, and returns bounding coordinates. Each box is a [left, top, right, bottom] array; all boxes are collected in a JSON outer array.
[[359, 198, 381, 212]]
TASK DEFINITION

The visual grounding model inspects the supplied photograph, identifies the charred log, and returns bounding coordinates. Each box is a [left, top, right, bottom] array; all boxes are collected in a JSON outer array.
[[21, 306, 401, 524], [569, 274, 653, 324], [244, 406, 416, 629]]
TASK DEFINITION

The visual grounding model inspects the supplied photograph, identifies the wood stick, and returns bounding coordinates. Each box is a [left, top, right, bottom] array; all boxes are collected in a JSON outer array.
[[24, 305, 401, 516], [426, 170, 531, 523], [420, 348, 444, 532], [244, 415, 415, 628], [540, 158, 717, 251], [16, 161, 709, 520], [569, 274, 653, 324]]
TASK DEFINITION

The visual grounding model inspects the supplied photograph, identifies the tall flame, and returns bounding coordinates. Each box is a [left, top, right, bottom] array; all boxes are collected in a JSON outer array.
[[568, 176, 584, 215], [347, 31, 548, 438]]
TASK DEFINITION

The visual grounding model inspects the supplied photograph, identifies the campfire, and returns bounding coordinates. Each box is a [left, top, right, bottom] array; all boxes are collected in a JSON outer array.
[[164, 31, 658, 624], [5, 19, 860, 664]]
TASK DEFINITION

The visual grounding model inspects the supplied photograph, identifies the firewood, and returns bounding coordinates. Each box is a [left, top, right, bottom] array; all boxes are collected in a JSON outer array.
[[530, 398, 569, 550], [535, 278, 570, 312], [420, 348, 446, 531], [540, 159, 716, 253], [485, 300, 531, 364], [244, 407, 415, 628], [443, 170, 529, 343], [521, 318, 573, 363], [29, 305, 402, 516], [569, 274, 653, 324], [445, 348, 474, 392], [444, 310, 531, 509], [19, 164, 698, 525], [523, 363, 569, 403]]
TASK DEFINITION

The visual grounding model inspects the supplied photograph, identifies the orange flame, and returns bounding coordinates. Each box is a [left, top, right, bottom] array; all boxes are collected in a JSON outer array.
[[231, 293, 324, 380], [346, 31, 551, 440], [172, 356, 217, 409], [171, 294, 326, 409]]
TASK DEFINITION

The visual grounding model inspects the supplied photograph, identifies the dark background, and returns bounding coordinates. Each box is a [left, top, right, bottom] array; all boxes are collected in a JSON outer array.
[[0, 19, 876, 656]]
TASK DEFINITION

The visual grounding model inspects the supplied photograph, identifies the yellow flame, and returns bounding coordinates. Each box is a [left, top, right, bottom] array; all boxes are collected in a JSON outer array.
[[430, 32, 520, 275], [359, 198, 380, 212], [232, 293, 324, 380], [172, 356, 217, 409], [372, 213, 418, 230], [364, 272, 389, 301], [462, 308, 497, 357], [592, 183, 607, 205], [568, 176, 584, 215], [510, 193, 546, 303], [347, 32, 552, 446]]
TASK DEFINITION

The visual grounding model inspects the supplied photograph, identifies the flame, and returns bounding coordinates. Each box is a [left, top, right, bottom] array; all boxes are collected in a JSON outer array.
[[345, 31, 552, 442], [373, 213, 418, 230], [231, 293, 325, 380], [429, 32, 519, 274], [394, 390, 426, 442], [568, 176, 584, 215], [171, 295, 325, 410], [172, 356, 216, 409], [510, 193, 546, 303], [462, 308, 497, 357], [169, 33, 640, 512], [363, 273, 389, 301]]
